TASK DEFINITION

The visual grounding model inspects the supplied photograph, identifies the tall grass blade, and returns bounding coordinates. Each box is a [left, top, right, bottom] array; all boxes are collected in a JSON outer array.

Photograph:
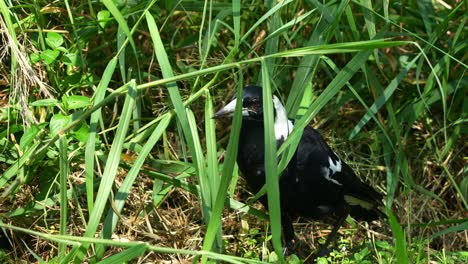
[[201, 76, 243, 262], [285, 0, 348, 116], [72, 81, 137, 263], [205, 91, 220, 201], [96, 114, 172, 258], [349, 55, 420, 139], [240, 0, 294, 43], [58, 136, 68, 259], [388, 209, 409, 264], [101, 0, 137, 57], [85, 57, 118, 214], [261, 60, 284, 261], [278, 50, 373, 171], [232, 0, 241, 48]]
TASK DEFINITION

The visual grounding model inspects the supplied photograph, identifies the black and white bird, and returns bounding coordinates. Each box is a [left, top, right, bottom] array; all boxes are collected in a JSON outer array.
[[213, 85, 383, 256]]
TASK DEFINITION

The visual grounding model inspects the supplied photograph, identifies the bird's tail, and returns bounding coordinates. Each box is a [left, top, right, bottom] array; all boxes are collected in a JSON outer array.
[[344, 188, 384, 221]]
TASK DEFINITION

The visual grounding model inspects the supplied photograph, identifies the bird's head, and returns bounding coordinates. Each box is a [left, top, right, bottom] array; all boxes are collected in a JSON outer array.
[[213, 85, 293, 140], [212, 85, 266, 121]]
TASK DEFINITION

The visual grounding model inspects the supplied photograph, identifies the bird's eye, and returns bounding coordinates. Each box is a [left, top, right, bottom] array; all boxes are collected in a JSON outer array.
[[249, 98, 259, 107]]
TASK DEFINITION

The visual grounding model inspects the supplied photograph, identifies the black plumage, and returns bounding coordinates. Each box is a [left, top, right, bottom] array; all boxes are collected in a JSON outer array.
[[214, 85, 383, 256]]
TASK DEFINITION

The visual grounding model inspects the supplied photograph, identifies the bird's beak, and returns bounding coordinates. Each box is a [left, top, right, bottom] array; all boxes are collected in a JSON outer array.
[[212, 98, 238, 119]]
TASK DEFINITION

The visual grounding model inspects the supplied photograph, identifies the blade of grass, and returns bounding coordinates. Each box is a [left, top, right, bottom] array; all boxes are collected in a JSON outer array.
[[254, 9, 315, 50], [85, 57, 118, 214], [205, 91, 220, 203], [388, 209, 409, 264], [240, 0, 294, 43], [429, 220, 468, 240], [96, 244, 147, 264], [349, 55, 420, 139], [263, 0, 282, 81], [232, 0, 241, 48], [261, 60, 284, 261], [200, 75, 243, 263], [96, 114, 172, 258], [416, 0, 435, 35], [101, 0, 137, 61], [0, 222, 265, 264], [285, 0, 348, 116], [72, 80, 137, 263], [145, 11, 199, 170], [278, 49, 374, 170], [58, 135, 68, 259], [147, 10, 223, 252]]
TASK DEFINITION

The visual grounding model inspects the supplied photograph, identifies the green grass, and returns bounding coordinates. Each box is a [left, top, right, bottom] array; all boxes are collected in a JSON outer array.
[[0, 0, 466, 263]]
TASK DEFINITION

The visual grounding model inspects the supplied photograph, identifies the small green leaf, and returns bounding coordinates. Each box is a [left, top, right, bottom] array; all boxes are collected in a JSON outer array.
[[46, 32, 64, 49], [287, 254, 303, 264], [30, 98, 60, 107], [50, 114, 71, 137], [63, 53, 79, 66], [63, 95, 91, 110], [30, 52, 41, 63], [72, 122, 90, 142], [40, 49, 60, 65], [20, 125, 40, 150], [316, 257, 329, 264], [97, 10, 111, 29]]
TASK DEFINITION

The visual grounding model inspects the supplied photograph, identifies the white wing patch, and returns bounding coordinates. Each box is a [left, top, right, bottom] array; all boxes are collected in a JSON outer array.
[[328, 156, 342, 175], [321, 166, 342, 186], [272, 95, 293, 141], [322, 156, 343, 185]]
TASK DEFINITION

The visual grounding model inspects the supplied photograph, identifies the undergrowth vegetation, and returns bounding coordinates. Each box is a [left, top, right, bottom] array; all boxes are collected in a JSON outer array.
[[0, 0, 466, 263]]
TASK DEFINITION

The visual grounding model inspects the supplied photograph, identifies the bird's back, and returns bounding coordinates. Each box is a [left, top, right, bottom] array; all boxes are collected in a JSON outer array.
[[281, 127, 383, 220], [238, 122, 383, 221]]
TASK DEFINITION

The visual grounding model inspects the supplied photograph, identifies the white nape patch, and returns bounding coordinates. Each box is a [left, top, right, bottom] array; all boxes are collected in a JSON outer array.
[[328, 156, 342, 175], [321, 166, 342, 186], [272, 95, 293, 141], [344, 195, 373, 210]]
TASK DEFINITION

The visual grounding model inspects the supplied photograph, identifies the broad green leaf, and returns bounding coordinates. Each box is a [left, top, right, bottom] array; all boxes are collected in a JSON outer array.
[[46, 32, 64, 49], [63, 53, 80, 66], [97, 10, 111, 29], [30, 98, 59, 107], [50, 114, 71, 137], [20, 125, 41, 150], [71, 122, 90, 143], [30, 52, 41, 63], [63, 95, 92, 110], [41, 49, 60, 65]]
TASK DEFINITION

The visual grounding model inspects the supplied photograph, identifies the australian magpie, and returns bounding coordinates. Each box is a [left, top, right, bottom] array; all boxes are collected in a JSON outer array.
[[213, 85, 383, 257]]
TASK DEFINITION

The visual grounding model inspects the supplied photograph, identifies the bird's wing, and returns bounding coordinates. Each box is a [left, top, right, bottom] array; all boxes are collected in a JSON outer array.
[[301, 127, 384, 218]]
